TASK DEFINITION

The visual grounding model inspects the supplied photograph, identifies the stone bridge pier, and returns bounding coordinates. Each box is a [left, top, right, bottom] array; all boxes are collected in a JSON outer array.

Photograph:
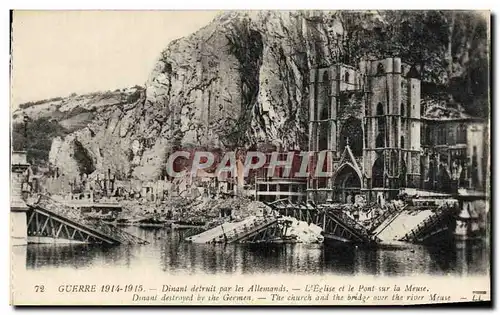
[[11, 151, 30, 246]]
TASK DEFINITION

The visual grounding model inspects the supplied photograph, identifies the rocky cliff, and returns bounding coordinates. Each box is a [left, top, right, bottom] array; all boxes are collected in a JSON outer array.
[[16, 10, 488, 181]]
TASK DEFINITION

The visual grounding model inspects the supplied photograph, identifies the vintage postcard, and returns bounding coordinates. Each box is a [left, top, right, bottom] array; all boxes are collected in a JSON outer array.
[[9, 10, 491, 306]]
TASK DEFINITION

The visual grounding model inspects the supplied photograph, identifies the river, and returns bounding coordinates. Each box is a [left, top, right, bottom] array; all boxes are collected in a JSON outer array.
[[21, 226, 490, 277]]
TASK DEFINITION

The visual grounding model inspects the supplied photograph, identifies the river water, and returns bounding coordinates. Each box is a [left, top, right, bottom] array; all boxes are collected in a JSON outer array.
[[22, 226, 489, 277]]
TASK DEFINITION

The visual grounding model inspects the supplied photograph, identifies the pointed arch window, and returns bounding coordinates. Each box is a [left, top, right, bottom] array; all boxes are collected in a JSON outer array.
[[438, 126, 447, 145], [372, 156, 385, 187], [457, 124, 467, 144], [318, 121, 329, 151], [322, 71, 329, 83], [340, 117, 363, 156], [345, 71, 350, 83], [376, 102, 386, 148], [377, 102, 384, 116], [376, 133, 385, 148], [321, 71, 330, 120], [377, 63, 385, 74], [320, 105, 329, 120], [376, 102, 385, 130]]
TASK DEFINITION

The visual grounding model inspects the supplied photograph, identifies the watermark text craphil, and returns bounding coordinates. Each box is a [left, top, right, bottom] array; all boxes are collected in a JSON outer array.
[[164, 150, 333, 179]]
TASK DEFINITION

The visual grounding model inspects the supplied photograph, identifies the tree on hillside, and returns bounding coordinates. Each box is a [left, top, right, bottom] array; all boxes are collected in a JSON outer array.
[[11, 117, 68, 166]]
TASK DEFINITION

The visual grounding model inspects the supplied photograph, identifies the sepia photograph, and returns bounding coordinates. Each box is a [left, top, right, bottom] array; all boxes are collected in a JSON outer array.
[[9, 9, 491, 306]]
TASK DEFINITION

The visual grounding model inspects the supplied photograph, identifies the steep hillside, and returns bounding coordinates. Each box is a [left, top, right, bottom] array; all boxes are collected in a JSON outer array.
[[18, 10, 488, 181], [11, 86, 143, 166]]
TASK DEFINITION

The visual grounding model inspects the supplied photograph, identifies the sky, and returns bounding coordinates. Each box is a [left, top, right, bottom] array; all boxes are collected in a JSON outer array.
[[10, 10, 220, 108]]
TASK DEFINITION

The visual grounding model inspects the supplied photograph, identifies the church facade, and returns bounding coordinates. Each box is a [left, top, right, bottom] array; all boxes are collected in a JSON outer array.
[[307, 57, 488, 205]]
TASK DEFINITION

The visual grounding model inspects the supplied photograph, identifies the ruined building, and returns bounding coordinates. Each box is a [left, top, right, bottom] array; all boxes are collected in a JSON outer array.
[[254, 151, 307, 203], [308, 57, 488, 204]]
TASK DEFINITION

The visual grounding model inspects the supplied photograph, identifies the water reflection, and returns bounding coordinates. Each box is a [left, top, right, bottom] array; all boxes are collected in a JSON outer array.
[[23, 227, 489, 276]]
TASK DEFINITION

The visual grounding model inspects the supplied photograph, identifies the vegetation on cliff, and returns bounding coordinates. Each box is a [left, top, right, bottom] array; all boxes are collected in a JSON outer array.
[[12, 117, 68, 165]]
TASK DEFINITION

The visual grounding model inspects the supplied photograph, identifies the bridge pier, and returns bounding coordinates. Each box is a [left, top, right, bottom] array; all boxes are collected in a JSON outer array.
[[11, 211, 28, 246], [11, 151, 30, 246], [454, 191, 487, 242]]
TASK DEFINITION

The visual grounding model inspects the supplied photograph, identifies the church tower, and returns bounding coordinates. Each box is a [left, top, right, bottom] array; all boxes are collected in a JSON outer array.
[[308, 63, 363, 203], [308, 67, 335, 202], [361, 57, 421, 202], [308, 57, 421, 204]]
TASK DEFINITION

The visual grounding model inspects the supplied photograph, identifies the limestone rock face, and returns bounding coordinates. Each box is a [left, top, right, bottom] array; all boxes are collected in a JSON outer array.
[[145, 11, 354, 151], [39, 11, 392, 180]]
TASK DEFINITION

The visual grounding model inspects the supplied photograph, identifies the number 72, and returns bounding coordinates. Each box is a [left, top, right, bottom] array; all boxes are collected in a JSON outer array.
[[34, 285, 45, 293]]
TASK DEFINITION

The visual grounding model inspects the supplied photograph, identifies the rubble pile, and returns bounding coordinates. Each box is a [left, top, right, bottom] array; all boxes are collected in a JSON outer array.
[[176, 196, 253, 224], [117, 194, 265, 227], [282, 217, 324, 244]]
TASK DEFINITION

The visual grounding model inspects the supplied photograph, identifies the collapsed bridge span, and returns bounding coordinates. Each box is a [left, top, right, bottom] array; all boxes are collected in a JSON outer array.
[[26, 194, 149, 245]]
